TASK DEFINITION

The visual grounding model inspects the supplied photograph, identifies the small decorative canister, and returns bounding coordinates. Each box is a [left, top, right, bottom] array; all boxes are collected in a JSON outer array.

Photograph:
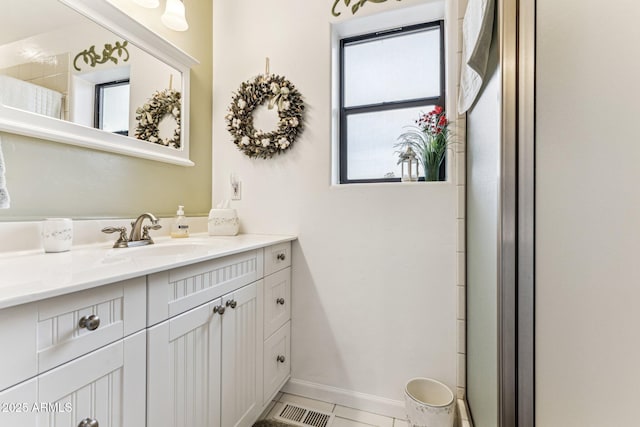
[[208, 209, 239, 236], [404, 377, 455, 427], [42, 218, 73, 253]]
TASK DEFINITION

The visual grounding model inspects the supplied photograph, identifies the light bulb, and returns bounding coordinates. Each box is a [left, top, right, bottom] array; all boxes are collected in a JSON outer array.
[[132, 0, 159, 8], [161, 0, 189, 31]]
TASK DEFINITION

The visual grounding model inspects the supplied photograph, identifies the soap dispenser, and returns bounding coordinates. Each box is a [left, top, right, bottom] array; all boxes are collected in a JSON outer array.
[[171, 205, 189, 238]]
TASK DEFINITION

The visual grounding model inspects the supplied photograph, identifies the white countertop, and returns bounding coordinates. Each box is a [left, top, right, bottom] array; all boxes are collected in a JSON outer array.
[[0, 233, 296, 310]]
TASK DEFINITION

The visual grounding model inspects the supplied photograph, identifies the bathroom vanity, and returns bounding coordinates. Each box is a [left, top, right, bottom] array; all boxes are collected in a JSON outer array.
[[0, 234, 294, 427]]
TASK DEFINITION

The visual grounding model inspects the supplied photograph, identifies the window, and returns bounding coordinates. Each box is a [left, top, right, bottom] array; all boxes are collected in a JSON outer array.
[[94, 79, 130, 136], [339, 21, 445, 183]]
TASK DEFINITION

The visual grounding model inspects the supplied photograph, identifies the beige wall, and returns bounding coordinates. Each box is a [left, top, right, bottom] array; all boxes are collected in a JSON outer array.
[[213, 0, 460, 414], [0, 0, 212, 220], [536, 0, 640, 425]]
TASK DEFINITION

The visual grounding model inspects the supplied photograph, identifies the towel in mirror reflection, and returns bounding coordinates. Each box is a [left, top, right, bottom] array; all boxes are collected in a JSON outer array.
[[0, 135, 10, 209]]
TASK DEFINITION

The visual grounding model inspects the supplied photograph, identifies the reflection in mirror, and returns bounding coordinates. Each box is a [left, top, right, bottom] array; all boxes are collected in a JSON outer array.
[[1, 0, 181, 143], [95, 79, 130, 135], [0, 0, 197, 165]]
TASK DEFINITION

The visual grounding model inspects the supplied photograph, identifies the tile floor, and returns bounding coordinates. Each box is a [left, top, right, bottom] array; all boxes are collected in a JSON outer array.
[[262, 392, 409, 427], [261, 392, 471, 427]]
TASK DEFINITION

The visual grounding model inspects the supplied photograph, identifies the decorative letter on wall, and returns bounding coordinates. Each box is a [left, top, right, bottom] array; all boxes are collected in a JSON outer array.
[[331, 0, 403, 17], [73, 40, 130, 71]]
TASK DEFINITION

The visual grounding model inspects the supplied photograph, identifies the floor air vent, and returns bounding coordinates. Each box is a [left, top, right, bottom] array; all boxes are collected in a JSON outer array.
[[275, 403, 334, 427]]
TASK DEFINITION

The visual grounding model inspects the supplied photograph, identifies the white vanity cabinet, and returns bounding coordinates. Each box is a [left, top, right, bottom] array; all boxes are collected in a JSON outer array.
[[0, 238, 294, 427], [0, 277, 147, 427], [262, 243, 292, 405], [147, 282, 264, 427], [146, 242, 293, 426]]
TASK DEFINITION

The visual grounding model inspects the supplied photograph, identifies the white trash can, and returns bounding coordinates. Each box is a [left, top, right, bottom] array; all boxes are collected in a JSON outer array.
[[404, 377, 455, 427]]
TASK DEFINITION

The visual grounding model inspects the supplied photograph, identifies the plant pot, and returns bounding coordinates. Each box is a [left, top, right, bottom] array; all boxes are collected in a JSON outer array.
[[423, 156, 444, 182]]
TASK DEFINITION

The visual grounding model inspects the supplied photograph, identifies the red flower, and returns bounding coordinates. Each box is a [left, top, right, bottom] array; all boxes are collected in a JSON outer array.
[[433, 105, 443, 114]]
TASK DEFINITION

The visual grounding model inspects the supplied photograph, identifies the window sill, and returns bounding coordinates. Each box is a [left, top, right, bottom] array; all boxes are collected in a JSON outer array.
[[330, 180, 452, 189]]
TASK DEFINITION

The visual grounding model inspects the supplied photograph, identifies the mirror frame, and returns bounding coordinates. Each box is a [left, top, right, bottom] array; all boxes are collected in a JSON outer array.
[[0, 0, 199, 166]]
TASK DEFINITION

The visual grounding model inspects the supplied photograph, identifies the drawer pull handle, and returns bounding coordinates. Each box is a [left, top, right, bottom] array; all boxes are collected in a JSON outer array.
[[226, 299, 237, 309], [213, 305, 226, 315], [277, 355, 286, 363], [276, 253, 286, 261], [78, 418, 99, 427], [276, 298, 286, 305], [79, 315, 100, 331]]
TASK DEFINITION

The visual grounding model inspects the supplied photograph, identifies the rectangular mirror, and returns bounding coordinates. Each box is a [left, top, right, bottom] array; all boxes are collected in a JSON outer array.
[[0, 0, 198, 166]]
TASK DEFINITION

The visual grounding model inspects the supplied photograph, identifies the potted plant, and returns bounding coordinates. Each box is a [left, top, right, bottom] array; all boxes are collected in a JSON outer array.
[[396, 106, 453, 181]]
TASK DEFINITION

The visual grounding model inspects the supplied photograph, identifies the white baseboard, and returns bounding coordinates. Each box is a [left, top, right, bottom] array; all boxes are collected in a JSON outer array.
[[282, 378, 407, 419]]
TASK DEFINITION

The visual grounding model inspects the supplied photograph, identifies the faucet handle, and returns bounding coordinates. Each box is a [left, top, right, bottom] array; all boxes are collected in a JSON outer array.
[[102, 227, 129, 248], [142, 224, 162, 241]]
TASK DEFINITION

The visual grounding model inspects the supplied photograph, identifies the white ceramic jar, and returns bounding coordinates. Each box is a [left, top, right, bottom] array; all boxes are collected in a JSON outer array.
[[404, 377, 455, 427], [42, 218, 73, 253]]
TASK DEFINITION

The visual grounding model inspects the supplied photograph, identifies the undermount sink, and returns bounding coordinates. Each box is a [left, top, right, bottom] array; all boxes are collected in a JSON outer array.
[[105, 239, 231, 259]]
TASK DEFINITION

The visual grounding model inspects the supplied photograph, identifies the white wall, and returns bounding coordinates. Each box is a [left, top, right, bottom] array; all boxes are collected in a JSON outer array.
[[213, 0, 458, 415], [536, 0, 640, 425]]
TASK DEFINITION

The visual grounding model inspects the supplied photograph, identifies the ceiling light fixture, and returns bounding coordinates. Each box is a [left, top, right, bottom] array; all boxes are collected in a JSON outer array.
[[132, 0, 159, 8], [161, 0, 189, 31]]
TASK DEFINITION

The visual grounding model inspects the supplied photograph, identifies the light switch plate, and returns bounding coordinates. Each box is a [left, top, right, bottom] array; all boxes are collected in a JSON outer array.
[[231, 181, 241, 200]]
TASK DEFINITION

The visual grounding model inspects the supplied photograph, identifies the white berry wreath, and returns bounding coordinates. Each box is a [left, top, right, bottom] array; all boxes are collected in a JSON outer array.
[[226, 74, 304, 158], [134, 89, 182, 149]]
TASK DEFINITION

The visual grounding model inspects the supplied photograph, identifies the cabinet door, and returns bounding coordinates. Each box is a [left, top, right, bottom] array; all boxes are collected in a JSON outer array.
[[147, 299, 222, 427], [221, 281, 263, 427], [0, 378, 37, 427], [36, 331, 146, 427], [0, 303, 37, 392]]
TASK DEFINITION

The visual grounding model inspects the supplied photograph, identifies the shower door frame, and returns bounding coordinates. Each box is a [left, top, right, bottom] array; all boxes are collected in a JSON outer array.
[[498, 0, 535, 426]]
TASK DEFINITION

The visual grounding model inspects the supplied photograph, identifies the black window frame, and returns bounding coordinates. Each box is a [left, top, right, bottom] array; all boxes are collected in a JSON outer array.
[[94, 79, 130, 136], [339, 21, 446, 184]]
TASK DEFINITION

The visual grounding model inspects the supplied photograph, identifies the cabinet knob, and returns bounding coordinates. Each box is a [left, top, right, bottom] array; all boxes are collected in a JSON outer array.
[[276, 298, 285, 305], [78, 418, 99, 427], [276, 253, 286, 261], [226, 299, 237, 309], [78, 315, 100, 331], [277, 355, 286, 363], [213, 305, 225, 315]]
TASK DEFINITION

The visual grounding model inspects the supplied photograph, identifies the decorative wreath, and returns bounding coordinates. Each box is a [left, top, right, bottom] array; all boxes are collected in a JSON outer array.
[[226, 74, 304, 158], [135, 89, 182, 149]]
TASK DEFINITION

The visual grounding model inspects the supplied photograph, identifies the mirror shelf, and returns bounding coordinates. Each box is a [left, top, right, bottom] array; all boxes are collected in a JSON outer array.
[[0, 0, 199, 166]]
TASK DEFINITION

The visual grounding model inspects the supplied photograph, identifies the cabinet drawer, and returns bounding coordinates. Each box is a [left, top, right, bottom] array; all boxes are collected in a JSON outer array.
[[36, 277, 146, 374], [263, 321, 291, 404], [264, 242, 291, 276], [264, 267, 291, 339], [0, 304, 38, 392], [147, 249, 264, 325]]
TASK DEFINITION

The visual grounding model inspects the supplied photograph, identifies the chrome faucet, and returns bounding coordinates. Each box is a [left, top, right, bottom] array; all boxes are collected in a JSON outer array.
[[101, 212, 162, 248]]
